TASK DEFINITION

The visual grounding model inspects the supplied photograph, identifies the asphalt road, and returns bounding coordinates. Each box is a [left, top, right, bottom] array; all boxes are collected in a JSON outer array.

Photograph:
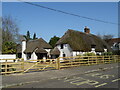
[[1, 63, 120, 88]]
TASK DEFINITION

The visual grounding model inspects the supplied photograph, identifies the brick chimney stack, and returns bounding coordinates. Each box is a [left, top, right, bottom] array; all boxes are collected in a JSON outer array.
[[84, 26, 90, 34]]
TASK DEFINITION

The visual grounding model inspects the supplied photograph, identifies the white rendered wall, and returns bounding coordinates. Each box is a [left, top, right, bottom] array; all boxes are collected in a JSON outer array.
[[72, 51, 86, 56], [31, 52, 37, 60], [72, 51, 77, 56], [29, 49, 51, 61], [57, 44, 72, 57], [45, 49, 51, 58], [104, 48, 107, 52], [91, 48, 96, 54], [22, 40, 27, 60], [0, 54, 16, 62]]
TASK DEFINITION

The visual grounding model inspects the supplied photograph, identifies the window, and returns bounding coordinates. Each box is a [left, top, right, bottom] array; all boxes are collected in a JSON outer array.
[[17, 53, 22, 58], [63, 53, 66, 57], [115, 43, 119, 48], [27, 53, 31, 60], [61, 44, 64, 49], [64, 44, 67, 47]]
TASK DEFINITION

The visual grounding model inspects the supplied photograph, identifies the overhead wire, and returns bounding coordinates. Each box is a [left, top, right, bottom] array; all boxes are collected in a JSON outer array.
[[18, 0, 119, 26]]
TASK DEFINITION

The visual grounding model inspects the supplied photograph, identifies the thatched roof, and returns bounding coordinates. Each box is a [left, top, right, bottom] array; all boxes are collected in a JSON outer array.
[[16, 44, 22, 53], [24, 38, 52, 53], [56, 29, 112, 52], [35, 48, 47, 53], [50, 47, 60, 55], [16, 38, 52, 54]]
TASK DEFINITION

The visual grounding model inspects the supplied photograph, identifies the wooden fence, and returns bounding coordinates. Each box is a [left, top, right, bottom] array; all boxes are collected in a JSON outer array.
[[0, 55, 120, 75], [58, 55, 120, 69], [23, 59, 57, 73], [0, 58, 24, 74], [0, 58, 57, 74]]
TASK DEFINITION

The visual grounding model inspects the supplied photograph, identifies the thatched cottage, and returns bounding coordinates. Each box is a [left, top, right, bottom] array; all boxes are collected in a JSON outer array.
[[107, 38, 120, 51], [50, 27, 112, 58], [17, 38, 52, 60]]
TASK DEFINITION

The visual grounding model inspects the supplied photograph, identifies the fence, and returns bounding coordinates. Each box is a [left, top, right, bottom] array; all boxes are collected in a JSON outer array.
[[0, 54, 16, 62], [0, 55, 120, 75], [23, 59, 57, 73], [58, 55, 120, 69], [0, 58, 57, 74], [0, 58, 24, 74]]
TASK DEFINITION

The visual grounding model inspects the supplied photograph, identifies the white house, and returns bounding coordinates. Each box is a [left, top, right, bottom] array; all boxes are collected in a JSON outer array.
[[107, 38, 120, 51], [50, 27, 112, 58], [16, 38, 52, 61]]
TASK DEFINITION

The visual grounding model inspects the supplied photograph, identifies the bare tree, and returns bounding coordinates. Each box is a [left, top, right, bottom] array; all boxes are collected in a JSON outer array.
[[2, 16, 21, 43], [97, 33, 114, 43], [2, 16, 21, 54], [102, 34, 114, 40]]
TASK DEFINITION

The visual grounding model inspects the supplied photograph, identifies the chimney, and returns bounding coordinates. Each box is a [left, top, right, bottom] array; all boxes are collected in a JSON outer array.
[[22, 40, 27, 60], [84, 26, 90, 34]]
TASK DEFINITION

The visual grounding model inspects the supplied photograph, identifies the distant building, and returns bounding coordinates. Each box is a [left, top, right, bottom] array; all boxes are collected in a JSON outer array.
[[107, 38, 120, 51], [51, 27, 112, 58]]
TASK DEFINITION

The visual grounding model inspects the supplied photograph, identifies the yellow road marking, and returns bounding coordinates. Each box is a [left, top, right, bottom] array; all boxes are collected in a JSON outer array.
[[70, 78, 99, 86], [70, 80, 89, 85], [110, 67, 114, 69], [91, 73, 102, 77], [87, 80, 99, 85], [100, 75, 114, 79], [86, 73, 114, 79], [64, 77, 85, 82], [74, 80, 99, 86], [112, 78, 120, 82], [95, 83, 107, 87]]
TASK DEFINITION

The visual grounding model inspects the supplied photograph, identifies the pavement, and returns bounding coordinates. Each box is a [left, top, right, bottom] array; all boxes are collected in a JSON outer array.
[[1, 63, 120, 89]]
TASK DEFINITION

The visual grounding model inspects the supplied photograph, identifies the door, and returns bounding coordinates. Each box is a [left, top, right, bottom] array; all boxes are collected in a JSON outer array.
[[37, 53, 47, 59]]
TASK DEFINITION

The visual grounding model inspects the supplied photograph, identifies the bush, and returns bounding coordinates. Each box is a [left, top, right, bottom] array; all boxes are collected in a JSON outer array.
[[83, 52, 96, 56], [101, 52, 113, 56], [112, 50, 120, 55]]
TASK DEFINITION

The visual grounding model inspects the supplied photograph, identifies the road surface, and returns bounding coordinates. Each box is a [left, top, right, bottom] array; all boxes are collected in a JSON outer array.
[[1, 63, 120, 89]]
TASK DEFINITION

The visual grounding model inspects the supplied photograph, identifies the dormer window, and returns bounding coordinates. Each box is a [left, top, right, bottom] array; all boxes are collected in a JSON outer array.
[[103, 45, 107, 49], [27, 53, 31, 60], [61, 44, 64, 49], [91, 45, 96, 51]]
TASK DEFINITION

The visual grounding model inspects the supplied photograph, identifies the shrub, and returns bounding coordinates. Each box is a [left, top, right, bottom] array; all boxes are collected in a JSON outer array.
[[83, 52, 96, 56], [101, 52, 113, 56], [112, 50, 120, 55]]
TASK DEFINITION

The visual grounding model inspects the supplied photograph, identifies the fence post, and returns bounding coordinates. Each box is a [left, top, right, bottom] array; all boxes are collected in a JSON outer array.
[[115, 55, 117, 63], [5, 59, 7, 75], [118, 55, 120, 62], [88, 57, 90, 65], [103, 56, 104, 64], [21, 58, 24, 73], [95, 56, 97, 65], [119, 55, 120, 62], [109, 56, 111, 64], [56, 57, 60, 70], [117, 55, 119, 62], [111, 55, 113, 63]]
